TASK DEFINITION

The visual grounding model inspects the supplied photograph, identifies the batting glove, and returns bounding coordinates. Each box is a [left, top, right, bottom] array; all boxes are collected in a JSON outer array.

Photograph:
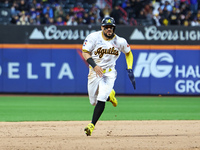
[[127, 69, 136, 90]]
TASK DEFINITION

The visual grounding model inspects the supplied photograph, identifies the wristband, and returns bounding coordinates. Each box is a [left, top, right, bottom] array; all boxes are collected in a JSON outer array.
[[86, 57, 97, 68]]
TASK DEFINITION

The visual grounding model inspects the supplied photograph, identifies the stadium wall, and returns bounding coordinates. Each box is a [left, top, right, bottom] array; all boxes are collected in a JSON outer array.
[[0, 25, 199, 95]]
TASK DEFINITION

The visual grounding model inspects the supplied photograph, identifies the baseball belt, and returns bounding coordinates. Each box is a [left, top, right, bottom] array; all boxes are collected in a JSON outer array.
[[89, 66, 113, 73], [102, 68, 112, 73]]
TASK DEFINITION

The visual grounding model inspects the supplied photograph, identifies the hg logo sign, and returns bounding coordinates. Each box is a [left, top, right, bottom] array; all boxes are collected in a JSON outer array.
[[134, 52, 174, 78]]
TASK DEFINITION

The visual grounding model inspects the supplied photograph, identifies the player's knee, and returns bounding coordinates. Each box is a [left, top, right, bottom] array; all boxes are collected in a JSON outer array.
[[90, 101, 96, 106], [89, 96, 97, 106]]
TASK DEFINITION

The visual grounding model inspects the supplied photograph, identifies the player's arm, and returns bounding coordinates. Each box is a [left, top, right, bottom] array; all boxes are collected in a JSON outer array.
[[125, 50, 136, 90], [125, 50, 133, 69], [82, 50, 95, 65], [82, 50, 103, 77]]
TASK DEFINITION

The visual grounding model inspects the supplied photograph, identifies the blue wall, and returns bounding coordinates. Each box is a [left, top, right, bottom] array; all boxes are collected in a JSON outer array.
[[0, 48, 200, 95]]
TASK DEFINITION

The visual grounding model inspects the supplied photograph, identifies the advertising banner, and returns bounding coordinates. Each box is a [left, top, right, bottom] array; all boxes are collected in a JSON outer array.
[[0, 24, 200, 45], [0, 48, 88, 93], [0, 47, 199, 95], [132, 50, 200, 95]]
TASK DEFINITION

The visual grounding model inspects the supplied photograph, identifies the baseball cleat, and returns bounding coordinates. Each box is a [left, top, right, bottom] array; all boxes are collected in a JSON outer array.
[[109, 89, 118, 107], [84, 123, 95, 136]]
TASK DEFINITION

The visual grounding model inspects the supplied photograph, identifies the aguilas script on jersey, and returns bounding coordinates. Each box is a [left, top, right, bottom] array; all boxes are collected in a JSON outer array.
[[94, 47, 119, 58]]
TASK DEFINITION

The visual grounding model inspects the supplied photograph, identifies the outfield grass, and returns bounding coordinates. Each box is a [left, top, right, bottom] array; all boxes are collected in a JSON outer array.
[[0, 96, 199, 122]]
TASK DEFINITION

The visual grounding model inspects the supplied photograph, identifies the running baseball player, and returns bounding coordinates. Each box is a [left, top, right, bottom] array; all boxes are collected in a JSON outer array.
[[82, 17, 136, 136]]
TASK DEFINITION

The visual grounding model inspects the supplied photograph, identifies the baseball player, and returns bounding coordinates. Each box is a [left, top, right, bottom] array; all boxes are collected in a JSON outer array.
[[82, 17, 136, 136]]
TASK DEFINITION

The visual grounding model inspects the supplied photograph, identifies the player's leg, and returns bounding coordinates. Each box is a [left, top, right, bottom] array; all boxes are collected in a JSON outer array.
[[97, 74, 116, 102], [84, 71, 116, 136], [84, 73, 101, 136], [91, 100, 105, 125], [91, 71, 116, 124], [84, 100, 105, 136], [87, 74, 100, 106], [105, 71, 118, 106]]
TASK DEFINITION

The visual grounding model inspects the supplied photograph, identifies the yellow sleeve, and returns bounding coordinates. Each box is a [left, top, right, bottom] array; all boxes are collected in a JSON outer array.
[[125, 50, 133, 69], [82, 49, 90, 53]]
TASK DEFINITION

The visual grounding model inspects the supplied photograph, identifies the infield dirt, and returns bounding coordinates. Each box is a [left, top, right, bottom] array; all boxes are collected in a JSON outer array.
[[0, 121, 200, 150]]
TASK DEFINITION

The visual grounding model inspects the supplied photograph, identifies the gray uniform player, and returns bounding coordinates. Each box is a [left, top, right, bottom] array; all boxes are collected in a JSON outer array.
[[82, 17, 136, 136]]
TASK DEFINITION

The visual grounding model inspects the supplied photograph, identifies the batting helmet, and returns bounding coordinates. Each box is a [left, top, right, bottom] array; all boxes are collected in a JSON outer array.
[[101, 17, 116, 27]]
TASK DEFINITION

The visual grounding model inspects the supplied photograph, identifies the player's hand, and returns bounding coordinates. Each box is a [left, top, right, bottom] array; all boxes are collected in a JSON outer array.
[[94, 66, 103, 77], [127, 69, 136, 89]]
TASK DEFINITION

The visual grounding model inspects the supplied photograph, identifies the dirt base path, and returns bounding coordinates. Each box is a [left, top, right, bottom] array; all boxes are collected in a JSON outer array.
[[0, 121, 200, 150]]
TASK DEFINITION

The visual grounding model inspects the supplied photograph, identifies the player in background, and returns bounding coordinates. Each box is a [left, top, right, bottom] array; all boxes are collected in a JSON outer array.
[[82, 17, 136, 136]]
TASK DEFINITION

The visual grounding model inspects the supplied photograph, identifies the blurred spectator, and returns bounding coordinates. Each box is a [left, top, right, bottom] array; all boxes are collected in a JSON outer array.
[[191, 17, 200, 25], [122, 0, 129, 9], [41, 12, 50, 24], [197, 10, 200, 23], [49, 17, 55, 24], [54, 4, 65, 21], [35, 3, 43, 16], [29, 17, 35, 25], [160, 0, 173, 12], [17, 0, 29, 12], [10, 1, 20, 16], [96, 17, 102, 25], [137, 9, 147, 19], [68, 7, 75, 17], [67, 16, 78, 26], [83, 12, 91, 24], [180, 10, 193, 26], [35, 12, 42, 25], [145, 2, 154, 23], [153, 13, 162, 26], [89, 16, 96, 25], [77, 16, 84, 25], [144, 2, 153, 15], [123, 0, 135, 19], [29, 6, 37, 20], [10, 14, 19, 24], [30, 0, 37, 9], [174, 0, 181, 8], [180, 1, 191, 15], [1, 0, 11, 8], [160, 5, 171, 21], [110, 4, 123, 24], [17, 12, 30, 25], [43, 4, 53, 18], [179, 9, 193, 25], [128, 0, 137, 18], [101, 4, 111, 17], [132, 0, 144, 18], [190, 0, 198, 14], [169, 7, 180, 25], [64, 14, 71, 24], [56, 16, 64, 25], [89, 5, 101, 23], [73, 3, 85, 18]]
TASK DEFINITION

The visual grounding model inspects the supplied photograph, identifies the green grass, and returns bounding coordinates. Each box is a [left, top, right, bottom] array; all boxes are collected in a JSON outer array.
[[0, 96, 199, 122]]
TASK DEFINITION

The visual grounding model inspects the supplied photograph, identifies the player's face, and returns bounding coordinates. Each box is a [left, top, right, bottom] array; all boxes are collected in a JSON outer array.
[[102, 25, 114, 39]]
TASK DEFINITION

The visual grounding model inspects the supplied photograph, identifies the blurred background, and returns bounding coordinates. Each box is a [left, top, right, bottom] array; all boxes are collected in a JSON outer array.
[[0, 0, 200, 26]]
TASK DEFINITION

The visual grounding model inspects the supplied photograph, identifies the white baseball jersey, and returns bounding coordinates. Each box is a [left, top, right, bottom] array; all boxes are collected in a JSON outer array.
[[82, 30, 131, 105], [82, 31, 131, 69]]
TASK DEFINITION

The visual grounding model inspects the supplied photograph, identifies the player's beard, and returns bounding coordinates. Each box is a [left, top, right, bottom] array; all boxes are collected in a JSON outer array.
[[104, 32, 115, 39]]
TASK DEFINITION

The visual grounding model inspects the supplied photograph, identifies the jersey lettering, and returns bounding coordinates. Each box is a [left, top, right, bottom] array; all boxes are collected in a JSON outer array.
[[94, 47, 119, 58]]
